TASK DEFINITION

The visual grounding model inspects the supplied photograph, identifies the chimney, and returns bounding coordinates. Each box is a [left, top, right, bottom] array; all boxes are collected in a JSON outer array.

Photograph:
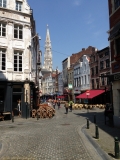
[[82, 48, 85, 51]]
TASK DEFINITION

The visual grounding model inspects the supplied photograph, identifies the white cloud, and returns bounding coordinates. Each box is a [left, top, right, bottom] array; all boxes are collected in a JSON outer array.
[[93, 31, 102, 37], [86, 14, 94, 24], [73, 0, 81, 6]]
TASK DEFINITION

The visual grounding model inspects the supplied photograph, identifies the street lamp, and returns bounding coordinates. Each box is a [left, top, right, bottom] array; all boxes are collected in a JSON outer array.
[[86, 90, 90, 113]]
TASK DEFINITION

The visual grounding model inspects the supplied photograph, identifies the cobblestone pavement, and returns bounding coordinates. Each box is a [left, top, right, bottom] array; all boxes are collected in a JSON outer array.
[[0, 106, 103, 160]]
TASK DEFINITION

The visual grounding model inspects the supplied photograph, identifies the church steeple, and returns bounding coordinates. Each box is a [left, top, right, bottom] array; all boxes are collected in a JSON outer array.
[[43, 25, 52, 71]]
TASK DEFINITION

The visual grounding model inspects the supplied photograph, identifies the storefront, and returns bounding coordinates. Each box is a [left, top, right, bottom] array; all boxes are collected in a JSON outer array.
[[0, 80, 37, 119]]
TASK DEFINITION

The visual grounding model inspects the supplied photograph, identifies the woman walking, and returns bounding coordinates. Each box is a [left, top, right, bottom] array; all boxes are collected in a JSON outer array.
[[64, 101, 69, 114]]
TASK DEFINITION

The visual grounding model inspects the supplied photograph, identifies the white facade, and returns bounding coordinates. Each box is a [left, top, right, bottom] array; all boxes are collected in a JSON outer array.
[[0, 0, 40, 116], [0, 0, 33, 82], [42, 73, 56, 96], [58, 72, 63, 95], [74, 55, 90, 95]]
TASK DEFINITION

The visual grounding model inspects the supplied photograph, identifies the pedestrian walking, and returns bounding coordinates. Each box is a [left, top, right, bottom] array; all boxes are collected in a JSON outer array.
[[17, 99, 21, 117], [69, 100, 73, 112], [57, 99, 61, 109], [64, 101, 69, 114], [52, 99, 56, 109]]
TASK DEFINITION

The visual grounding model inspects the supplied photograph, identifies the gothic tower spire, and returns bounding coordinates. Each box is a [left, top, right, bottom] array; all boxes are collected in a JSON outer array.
[[43, 24, 52, 71]]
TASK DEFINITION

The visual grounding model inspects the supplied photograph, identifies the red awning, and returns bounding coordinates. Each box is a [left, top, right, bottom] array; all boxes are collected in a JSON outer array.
[[57, 95, 65, 99], [76, 90, 105, 99]]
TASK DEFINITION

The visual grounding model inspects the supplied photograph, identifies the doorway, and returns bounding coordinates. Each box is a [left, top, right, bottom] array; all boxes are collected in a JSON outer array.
[[12, 95, 21, 116]]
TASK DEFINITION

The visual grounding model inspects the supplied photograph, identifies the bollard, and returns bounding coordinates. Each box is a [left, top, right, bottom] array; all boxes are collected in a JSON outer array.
[[114, 137, 120, 159], [94, 114, 96, 124], [12, 116, 14, 123], [37, 113, 39, 120], [95, 125, 99, 139], [87, 118, 89, 129]]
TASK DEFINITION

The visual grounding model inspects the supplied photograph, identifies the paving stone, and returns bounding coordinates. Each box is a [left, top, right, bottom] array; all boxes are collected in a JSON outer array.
[[0, 106, 104, 160]]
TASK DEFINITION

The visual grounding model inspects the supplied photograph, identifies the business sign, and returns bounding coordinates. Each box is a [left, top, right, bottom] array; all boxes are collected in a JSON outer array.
[[68, 84, 72, 89]]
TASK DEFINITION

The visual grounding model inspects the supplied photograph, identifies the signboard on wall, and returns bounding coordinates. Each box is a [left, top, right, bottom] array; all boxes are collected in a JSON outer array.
[[68, 84, 72, 89]]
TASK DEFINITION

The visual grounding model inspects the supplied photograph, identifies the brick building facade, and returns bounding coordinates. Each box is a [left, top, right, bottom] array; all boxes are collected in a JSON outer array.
[[108, 0, 120, 116]]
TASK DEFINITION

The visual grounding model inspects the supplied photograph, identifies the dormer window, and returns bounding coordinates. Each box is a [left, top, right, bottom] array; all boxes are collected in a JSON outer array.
[[16, 1, 22, 11], [0, 0, 6, 8]]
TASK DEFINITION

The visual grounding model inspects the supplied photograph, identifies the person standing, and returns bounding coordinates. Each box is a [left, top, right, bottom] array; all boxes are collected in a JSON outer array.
[[64, 101, 69, 114], [57, 99, 60, 109], [17, 99, 21, 117], [69, 100, 73, 112], [52, 99, 56, 109]]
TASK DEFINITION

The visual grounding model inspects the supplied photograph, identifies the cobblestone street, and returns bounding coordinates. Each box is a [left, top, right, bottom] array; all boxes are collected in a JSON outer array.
[[0, 106, 102, 160]]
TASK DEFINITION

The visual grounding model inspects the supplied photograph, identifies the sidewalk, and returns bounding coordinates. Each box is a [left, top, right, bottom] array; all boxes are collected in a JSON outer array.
[[83, 108, 120, 160]]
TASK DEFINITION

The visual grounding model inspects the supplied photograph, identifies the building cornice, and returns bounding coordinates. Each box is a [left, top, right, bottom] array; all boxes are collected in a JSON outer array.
[[0, 6, 31, 16]]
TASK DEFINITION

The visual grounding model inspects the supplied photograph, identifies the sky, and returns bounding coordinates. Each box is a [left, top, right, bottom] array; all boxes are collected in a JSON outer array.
[[27, 0, 109, 71]]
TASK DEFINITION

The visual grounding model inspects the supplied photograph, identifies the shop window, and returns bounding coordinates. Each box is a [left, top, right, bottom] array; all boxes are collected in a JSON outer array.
[[0, 22, 6, 37], [14, 50, 22, 72], [0, 48, 6, 70], [13, 88, 22, 92]]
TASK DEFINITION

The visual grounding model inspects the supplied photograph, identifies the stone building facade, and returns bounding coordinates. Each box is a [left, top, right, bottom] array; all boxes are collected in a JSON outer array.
[[0, 0, 40, 118]]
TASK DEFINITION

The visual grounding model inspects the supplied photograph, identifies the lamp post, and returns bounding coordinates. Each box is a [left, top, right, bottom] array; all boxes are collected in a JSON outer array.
[[86, 90, 90, 113]]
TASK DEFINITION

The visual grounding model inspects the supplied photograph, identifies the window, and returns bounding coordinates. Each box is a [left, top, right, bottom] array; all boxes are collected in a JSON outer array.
[[105, 51, 109, 56], [101, 74, 104, 86], [100, 61, 104, 69], [93, 56, 95, 62], [92, 79, 94, 89], [91, 68, 94, 76], [84, 64, 86, 71], [16, 1, 22, 11], [106, 72, 110, 85], [0, 48, 6, 70], [106, 59, 110, 68], [0, 22, 6, 37], [115, 37, 120, 55], [114, 0, 120, 10], [99, 54, 103, 58], [96, 79, 99, 89], [0, 0, 6, 8], [85, 75, 86, 85], [88, 75, 90, 84], [14, 24, 23, 39], [14, 51, 22, 72], [96, 66, 98, 74], [79, 77, 81, 86]]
